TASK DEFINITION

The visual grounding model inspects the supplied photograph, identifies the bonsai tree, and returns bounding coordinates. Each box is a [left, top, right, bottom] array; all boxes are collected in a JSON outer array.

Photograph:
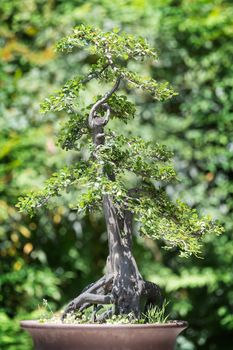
[[17, 25, 222, 323]]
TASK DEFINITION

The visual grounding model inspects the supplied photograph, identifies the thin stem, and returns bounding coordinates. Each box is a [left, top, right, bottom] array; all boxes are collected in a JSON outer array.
[[81, 63, 110, 85]]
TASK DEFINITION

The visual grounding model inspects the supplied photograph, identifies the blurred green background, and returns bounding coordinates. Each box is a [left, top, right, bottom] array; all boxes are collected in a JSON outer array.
[[0, 0, 233, 349]]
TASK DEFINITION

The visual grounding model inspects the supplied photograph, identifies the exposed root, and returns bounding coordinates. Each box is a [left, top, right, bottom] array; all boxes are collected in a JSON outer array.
[[79, 302, 92, 313], [62, 292, 113, 320], [61, 275, 114, 321], [62, 276, 162, 323]]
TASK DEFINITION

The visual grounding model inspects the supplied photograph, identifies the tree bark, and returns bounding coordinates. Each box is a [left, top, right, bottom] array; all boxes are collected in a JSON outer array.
[[103, 194, 144, 317], [61, 80, 162, 321]]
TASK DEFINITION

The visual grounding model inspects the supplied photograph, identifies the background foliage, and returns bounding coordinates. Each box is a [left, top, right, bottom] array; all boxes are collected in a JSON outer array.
[[0, 1, 232, 349]]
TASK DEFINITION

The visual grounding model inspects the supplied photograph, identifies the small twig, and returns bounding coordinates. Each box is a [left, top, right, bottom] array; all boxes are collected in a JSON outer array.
[[81, 64, 110, 85]]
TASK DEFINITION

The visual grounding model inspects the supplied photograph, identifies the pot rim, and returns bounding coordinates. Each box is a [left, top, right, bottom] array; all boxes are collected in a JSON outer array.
[[21, 320, 188, 330]]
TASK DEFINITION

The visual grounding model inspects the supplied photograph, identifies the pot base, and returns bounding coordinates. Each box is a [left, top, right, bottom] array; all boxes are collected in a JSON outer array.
[[21, 320, 188, 350]]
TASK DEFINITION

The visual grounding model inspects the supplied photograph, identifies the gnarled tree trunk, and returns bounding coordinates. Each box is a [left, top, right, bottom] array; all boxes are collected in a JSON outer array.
[[61, 81, 162, 322], [103, 194, 144, 317]]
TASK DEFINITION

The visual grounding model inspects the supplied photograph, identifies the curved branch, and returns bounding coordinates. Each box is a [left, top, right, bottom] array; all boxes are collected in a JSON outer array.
[[81, 63, 110, 85], [88, 77, 121, 128], [102, 103, 111, 125]]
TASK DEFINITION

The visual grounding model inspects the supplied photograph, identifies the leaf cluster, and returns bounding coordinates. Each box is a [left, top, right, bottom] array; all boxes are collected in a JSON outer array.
[[100, 94, 136, 122], [94, 133, 177, 182], [17, 130, 223, 257], [57, 112, 89, 150], [16, 163, 90, 217], [54, 25, 176, 102], [17, 24, 223, 258], [133, 188, 223, 257], [40, 77, 82, 114], [56, 24, 158, 61]]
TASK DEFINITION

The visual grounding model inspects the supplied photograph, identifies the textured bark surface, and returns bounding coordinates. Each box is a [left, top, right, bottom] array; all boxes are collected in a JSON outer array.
[[61, 79, 162, 322], [103, 194, 144, 317]]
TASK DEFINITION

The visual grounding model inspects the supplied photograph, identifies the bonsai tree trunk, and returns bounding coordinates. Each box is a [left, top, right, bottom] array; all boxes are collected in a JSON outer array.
[[103, 194, 143, 317], [61, 87, 162, 321]]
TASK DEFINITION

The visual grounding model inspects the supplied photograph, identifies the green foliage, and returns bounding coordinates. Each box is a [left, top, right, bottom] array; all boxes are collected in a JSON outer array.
[[93, 133, 177, 181], [115, 68, 177, 101], [38, 299, 54, 323], [135, 191, 223, 257], [57, 113, 89, 150], [38, 300, 170, 325], [1, 1, 232, 350], [40, 77, 83, 114], [56, 24, 158, 60], [17, 24, 221, 258], [0, 312, 32, 350], [16, 163, 90, 216], [101, 94, 136, 122], [142, 301, 170, 324], [55, 25, 176, 101], [17, 126, 222, 257], [134, 2, 233, 349]]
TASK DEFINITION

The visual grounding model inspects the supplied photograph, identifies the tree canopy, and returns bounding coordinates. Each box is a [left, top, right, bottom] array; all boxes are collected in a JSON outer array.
[[17, 26, 222, 258]]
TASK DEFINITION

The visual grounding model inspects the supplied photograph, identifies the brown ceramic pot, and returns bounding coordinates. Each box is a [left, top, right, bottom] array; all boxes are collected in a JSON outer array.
[[21, 320, 187, 350]]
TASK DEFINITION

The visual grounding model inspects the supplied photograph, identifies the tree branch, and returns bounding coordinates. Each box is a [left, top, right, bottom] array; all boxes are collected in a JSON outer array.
[[81, 63, 110, 85], [88, 77, 121, 128]]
